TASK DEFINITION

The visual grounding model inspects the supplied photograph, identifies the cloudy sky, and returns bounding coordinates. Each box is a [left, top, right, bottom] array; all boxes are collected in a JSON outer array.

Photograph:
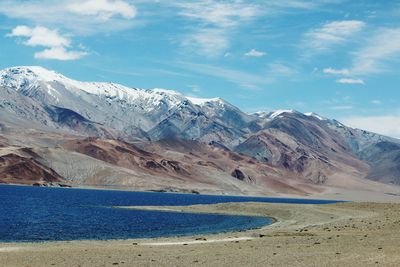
[[1, 0, 400, 137]]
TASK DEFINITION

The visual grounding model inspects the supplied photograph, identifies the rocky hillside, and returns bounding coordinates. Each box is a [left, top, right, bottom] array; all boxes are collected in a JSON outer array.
[[0, 66, 399, 195]]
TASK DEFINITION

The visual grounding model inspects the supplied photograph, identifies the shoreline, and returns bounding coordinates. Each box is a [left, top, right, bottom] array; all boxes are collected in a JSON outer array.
[[4, 183, 400, 204], [1, 202, 400, 266], [0, 202, 278, 245], [2, 182, 400, 203], [4, 201, 400, 266]]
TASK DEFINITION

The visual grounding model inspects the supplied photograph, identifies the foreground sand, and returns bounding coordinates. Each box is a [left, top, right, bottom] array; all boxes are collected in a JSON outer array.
[[1, 202, 400, 266]]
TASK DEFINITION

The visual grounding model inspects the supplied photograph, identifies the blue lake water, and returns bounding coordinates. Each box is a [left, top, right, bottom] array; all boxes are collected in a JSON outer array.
[[0, 185, 341, 242]]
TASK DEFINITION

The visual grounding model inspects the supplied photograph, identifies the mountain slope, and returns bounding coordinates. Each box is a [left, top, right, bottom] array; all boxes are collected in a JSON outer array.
[[0, 66, 251, 146], [0, 66, 399, 195], [358, 141, 400, 184], [235, 112, 370, 185], [0, 146, 65, 186]]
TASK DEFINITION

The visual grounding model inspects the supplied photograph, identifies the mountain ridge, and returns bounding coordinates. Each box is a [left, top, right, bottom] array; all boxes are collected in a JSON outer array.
[[0, 66, 348, 128], [1, 65, 399, 197]]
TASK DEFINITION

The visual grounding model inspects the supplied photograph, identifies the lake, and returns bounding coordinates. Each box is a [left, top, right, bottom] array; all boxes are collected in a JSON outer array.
[[0, 185, 341, 242]]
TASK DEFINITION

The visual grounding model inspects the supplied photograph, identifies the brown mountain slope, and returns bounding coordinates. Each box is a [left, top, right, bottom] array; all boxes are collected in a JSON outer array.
[[235, 128, 369, 186], [0, 108, 398, 198], [0, 147, 64, 185], [63, 137, 191, 178], [58, 136, 319, 195]]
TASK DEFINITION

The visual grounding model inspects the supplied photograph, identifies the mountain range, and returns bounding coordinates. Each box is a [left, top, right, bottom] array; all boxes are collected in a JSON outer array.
[[1, 66, 399, 198]]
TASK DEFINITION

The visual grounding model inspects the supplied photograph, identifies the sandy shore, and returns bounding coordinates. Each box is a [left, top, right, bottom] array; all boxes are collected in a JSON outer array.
[[1, 202, 400, 266]]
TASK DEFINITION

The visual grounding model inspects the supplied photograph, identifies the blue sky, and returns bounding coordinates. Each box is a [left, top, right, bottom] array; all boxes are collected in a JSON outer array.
[[1, 0, 400, 137]]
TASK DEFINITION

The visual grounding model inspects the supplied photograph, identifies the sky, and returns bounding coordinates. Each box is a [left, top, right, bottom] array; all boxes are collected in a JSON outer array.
[[0, 0, 400, 138]]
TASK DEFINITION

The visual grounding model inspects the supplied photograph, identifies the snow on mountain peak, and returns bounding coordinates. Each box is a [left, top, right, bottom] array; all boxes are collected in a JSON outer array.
[[0, 66, 191, 109], [253, 110, 329, 121], [268, 109, 297, 119], [187, 96, 223, 106], [304, 112, 328, 121], [253, 111, 266, 115], [152, 88, 182, 95], [21, 66, 64, 81], [0, 66, 61, 89], [0, 66, 261, 122], [0, 66, 236, 112]]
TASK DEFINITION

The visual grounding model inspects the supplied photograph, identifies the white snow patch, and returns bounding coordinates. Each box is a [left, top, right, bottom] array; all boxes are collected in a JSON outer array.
[[187, 97, 222, 105], [304, 112, 327, 121], [152, 88, 182, 96], [26, 66, 62, 81], [269, 109, 295, 119], [252, 111, 268, 118], [0, 66, 188, 110]]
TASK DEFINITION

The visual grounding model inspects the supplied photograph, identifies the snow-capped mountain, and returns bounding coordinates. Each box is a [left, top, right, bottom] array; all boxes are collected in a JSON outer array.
[[0, 66, 255, 144], [0, 66, 188, 131], [1, 66, 400, 187]]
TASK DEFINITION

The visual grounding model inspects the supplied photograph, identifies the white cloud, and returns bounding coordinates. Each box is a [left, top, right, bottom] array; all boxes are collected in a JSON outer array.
[[264, 1, 319, 10], [174, 1, 261, 56], [330, 105, 353, 110], [351, 28, 400, 74], [323, 67, 350, 75], [187, 84, 201, 94], [1, 0, 138, 60], [371, 100, 382, 105], [67, 0, 136, 21], [8, 26, 71, 48], [342, 115, 400, 139], [0, 0, 137, 34], [176, 1, 260, 28], [182, 28, 229, 56], [336, 78, 364, 84], [244, 49, 266, 57], [267, 62, 298, 77], [173, 1, 347, 56], [7, 25, 86, 61], [35, 47, 87, 61], [322, 28, 400, 76], [176, 61, 271, 89], [304, 20, 365, 51]]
